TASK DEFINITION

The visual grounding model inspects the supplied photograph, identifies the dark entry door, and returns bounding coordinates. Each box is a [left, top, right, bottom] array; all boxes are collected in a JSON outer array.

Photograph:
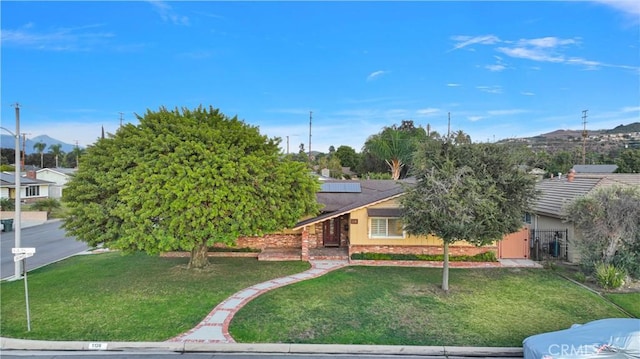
[[323, 218, 341, 247]]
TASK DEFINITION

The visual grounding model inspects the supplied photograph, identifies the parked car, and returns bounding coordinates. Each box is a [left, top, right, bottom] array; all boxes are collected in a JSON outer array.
[[523, 318, 640, 359]]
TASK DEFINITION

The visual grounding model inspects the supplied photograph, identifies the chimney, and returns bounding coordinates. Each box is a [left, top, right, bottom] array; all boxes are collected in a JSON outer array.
[[26, 170, 37, 179], [568, 169, 576, 182]]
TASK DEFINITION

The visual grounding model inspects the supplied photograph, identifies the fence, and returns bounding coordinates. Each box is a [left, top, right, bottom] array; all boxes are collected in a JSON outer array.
[[530, 229, 569, 261]]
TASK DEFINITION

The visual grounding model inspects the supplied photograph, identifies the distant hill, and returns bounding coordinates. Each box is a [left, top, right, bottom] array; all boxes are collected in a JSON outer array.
[[606, 122, 640, 134], [0, 134, 78, 154]]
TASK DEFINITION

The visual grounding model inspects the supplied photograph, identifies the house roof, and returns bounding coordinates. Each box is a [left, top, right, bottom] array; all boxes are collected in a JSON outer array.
[[293, 179, 412, 229], [0, 172, 54, 187], [532, 173, 640, 218], [572, 164, 618, 173], [36, 167, 77, 176]]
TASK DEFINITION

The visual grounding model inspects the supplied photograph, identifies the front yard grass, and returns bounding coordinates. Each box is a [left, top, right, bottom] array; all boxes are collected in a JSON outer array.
[[0, 252, 310, 341], [605, 292, 640, 318], [230, 266, 630, 346]]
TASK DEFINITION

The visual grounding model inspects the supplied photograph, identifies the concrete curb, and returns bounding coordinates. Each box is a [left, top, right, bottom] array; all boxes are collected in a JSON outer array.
[[0, 338, 523, 356]]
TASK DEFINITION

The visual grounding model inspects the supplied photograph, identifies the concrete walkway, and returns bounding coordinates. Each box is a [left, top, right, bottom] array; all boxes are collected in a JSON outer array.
[[168, 260, 349, 344]]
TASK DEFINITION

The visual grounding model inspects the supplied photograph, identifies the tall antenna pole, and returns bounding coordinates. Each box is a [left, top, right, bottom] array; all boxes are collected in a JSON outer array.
[[119, 112, 124, 128], [74, 140, 80, 168], [308, 111, 312, 164], [581, 110, 588, 165], [447, 112, 451, 140]]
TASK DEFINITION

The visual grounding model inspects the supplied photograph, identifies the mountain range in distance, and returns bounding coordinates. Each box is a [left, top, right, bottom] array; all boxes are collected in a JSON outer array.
[[1, 122, 638, 155]]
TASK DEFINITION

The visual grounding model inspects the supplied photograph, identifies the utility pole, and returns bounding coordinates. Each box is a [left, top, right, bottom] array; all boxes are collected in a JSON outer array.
[[13, 103, 22, 280], [447, 112, 451, 140], [581, 110, 588, 165], [74, 140, 80, 168], [308, 111, 312, 164], [119, 112, 124, 128]]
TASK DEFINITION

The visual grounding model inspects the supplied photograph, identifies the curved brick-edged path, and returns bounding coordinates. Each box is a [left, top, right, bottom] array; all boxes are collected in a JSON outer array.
[[167, 260, 348, 344]]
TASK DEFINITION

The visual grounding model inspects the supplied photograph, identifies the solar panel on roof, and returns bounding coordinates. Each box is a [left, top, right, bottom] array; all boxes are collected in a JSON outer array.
[[319, 182, 361, 193]]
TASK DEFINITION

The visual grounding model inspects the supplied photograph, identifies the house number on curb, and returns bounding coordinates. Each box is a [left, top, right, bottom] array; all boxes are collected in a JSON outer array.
[[89, 342, 108, 350]]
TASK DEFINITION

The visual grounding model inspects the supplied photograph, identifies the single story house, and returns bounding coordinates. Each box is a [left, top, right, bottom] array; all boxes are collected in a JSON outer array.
[[231, 179, 506, 261], [35, 167, 77, 199], [0, 172, 53, 204], [528, 171, 640, 262]]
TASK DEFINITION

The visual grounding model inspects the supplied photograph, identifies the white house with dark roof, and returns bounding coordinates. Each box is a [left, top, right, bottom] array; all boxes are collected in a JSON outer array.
[[0, 172, 53, 203]]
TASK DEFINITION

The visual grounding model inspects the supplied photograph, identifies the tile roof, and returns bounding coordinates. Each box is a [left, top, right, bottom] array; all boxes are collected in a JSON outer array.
[[572, 164, 618, 173], [532, 173, 640, 218]]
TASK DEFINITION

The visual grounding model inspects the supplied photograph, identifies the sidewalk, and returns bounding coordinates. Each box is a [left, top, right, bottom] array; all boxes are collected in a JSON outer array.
[[168, 260, 349, 344]]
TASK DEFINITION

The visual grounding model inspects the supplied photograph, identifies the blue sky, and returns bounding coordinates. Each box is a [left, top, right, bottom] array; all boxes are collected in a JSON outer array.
[[1, 1, 639, 153]]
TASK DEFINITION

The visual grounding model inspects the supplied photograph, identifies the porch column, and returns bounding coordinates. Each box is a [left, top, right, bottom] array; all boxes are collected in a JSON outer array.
[[301, 226, 310, 261]]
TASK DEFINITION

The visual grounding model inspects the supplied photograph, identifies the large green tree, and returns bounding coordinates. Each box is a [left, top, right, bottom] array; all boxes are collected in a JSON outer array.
[[63, 106, 319, 269], [563, 185, 640, 277], [363, 121, 427, 180], [33, 142, 46, 168], [334, 145, 360, 170], [48, 144, 64, 168], [616, 148, 640, 173], [402, 141, 537, 292]]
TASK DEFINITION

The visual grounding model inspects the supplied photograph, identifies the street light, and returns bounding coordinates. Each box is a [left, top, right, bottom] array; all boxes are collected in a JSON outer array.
[[1, 104, 22, 280]]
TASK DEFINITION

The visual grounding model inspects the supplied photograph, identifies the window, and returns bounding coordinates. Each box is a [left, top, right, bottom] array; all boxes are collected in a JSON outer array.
[[524, 212, 532, 224], [25, 186, 40, 197], [370, 217, 404, 238]]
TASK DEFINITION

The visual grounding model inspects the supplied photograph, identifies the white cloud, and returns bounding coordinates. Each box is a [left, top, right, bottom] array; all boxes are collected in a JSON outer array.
[[148, 1, 190, 26], [468, 116, 484, 122], [521, 91, 536, 96], [1, 24, 115, 51], [476, 85, 503, 94], [497, 46, 565, 63], [416, 108, 440, 116], [487, 109, 528, 116], [447, 83, 462, 87], [367, 70, 387, 81], [621, 106, 640, 113], [449, 35, 500, 51], [517, 36, 579, 48], [485, 64, 506, 72], [592, 0, 640, 17]]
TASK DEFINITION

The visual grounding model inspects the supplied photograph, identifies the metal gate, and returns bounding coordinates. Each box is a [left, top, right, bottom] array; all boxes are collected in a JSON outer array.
[[530, 229, 569, 261]]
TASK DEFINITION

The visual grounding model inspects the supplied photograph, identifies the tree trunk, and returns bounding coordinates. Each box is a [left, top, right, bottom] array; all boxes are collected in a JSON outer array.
[[387, 159, 403, 180], [442, 241, 450, 293], [603, 235, 622, 264], [188, 241, 210, 269]]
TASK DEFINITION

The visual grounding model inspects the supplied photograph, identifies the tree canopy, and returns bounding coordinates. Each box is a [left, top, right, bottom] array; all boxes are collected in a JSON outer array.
[[63, 106, 320, 268], [402, 141, 537, 291], [563, 185, 640, 277]]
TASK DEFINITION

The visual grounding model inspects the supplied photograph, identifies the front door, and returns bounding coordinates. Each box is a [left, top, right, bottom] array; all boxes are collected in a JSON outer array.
[[323, 218, 341, 247]]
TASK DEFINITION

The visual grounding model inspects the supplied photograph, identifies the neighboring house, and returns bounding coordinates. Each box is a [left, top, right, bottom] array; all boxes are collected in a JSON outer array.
[[572, 164, 618, 174], [529, 171, 640, 262], [0, 172, 53, 203], [35, 167, 77, 199], [232, 179, 501, 261]]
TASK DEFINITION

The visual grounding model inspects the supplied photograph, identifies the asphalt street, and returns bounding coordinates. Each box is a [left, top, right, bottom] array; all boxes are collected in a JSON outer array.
[[0, 220, 90, 280]]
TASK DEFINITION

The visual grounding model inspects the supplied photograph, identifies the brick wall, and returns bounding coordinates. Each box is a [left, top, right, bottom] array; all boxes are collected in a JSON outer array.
[[349, 244, 497, 257], [213, 233, 302, 249]]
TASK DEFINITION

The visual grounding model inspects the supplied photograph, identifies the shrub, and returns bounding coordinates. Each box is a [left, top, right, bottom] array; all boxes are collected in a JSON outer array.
[[0, 197, 15, 211], [29, 198, 61, 217], [350, 251, 497, 262], [595, 263, 625, 290], [573, 271, 586, 283]]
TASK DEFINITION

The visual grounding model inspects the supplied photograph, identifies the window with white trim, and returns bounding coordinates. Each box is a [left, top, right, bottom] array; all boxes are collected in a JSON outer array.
[[370, 217, 404, 238], [25, 186, 40, 197]]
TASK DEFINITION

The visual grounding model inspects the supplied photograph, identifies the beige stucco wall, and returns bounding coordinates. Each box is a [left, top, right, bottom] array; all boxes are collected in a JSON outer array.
[[348, 197, 473, 247]]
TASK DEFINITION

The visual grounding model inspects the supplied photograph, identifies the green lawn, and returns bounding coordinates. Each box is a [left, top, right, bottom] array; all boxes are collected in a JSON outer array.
[[1, 254, 633, 346], [605, 292, 640, 318], [0, 252, 310, 341], [230, 266, 630, 346]]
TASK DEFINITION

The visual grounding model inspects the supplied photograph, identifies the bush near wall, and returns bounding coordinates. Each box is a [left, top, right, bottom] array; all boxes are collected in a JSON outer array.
[[350, 251, 497, 262]]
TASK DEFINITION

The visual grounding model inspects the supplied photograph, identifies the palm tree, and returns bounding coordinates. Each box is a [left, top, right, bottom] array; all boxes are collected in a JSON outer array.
[[48, 144, 64, 168], [33, 141, 46, 168], [364, 127, 414, 180]]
